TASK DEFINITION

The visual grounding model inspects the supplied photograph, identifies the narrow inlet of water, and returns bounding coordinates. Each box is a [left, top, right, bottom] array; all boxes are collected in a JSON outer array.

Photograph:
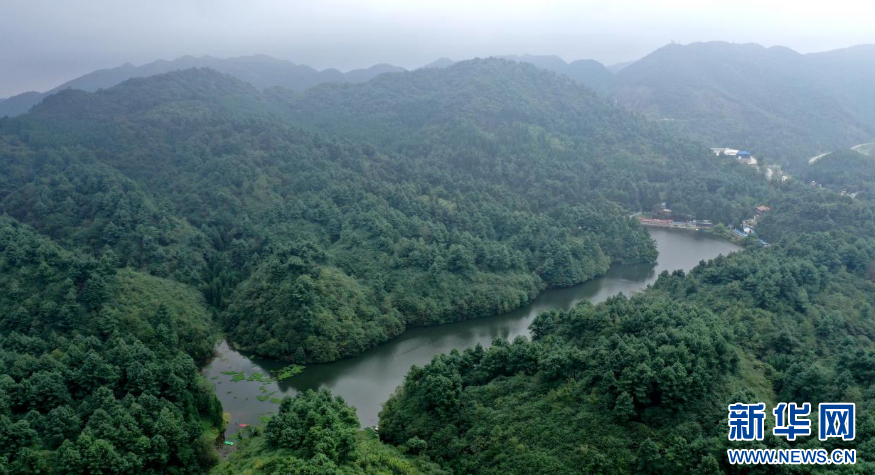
[[203, 228, 741, 434]]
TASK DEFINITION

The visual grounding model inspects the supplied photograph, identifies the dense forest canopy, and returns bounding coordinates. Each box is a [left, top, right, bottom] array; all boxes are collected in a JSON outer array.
[[610, 42, 875, 170], [0, 59, 778, 473], [1, 53, 874, 475], [0, 60, 772, 364], [215, 390, 448, 475], [804, 150, 875, 201], [379, 181, 875, 474], [0, 217, 223, 474]]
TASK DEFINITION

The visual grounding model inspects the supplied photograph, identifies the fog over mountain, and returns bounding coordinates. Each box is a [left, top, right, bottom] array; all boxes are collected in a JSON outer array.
[[0, 55, 405, 116], [4, 49, 875, 475], [610, 42, 875, 168], [3, 0, 874, 98], [4, 41, 875, 171], [0, 51, 624, 116]]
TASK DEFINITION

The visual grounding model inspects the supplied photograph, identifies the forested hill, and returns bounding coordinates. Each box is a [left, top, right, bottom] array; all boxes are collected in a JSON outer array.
[[425, 55, 616, 93], [7, 41, 875, 173], [1, 60, 768, 367], [804, 149, 875, 200], [283, 58, 769, 221], [0, 216, 225, 474], [378, 161, 875, 475], [7, 50, 875, 475], [284, 57, 631, 139], [610, 42, 875, 170], [0, 60, 780, 472], [6, 41, 875, 173], [500, 55, 615, 94]]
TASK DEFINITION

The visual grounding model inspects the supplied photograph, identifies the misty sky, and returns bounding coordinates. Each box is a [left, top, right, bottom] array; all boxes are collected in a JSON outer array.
[[2, 0, 874, 97]]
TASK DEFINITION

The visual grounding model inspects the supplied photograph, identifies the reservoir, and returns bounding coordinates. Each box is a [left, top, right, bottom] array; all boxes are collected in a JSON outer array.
[[204, 228, 740, 433]]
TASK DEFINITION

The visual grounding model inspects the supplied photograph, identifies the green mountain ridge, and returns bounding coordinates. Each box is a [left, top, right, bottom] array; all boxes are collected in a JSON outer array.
[[7, 41, 875, 176], [0, 55, 406, 117], [5, 61, 748, 366], [4, 55, 875, 474], [805, 149, 875, 200], [0, 61, 771, 364], [610, 41, 875, 169]]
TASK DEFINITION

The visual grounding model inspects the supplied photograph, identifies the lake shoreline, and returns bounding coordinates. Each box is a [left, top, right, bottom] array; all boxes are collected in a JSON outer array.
[[204, 228, 741, 434]]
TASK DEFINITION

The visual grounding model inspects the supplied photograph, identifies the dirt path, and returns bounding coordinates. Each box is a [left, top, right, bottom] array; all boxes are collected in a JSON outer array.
[[851, 142, 875, 154], [808, 152, 830, 164], [808, 142, 875, 165]]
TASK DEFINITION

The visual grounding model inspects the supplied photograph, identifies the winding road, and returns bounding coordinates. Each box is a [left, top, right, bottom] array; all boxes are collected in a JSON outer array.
[[808, 142, 875, 164], [851, 142, 875, 154]]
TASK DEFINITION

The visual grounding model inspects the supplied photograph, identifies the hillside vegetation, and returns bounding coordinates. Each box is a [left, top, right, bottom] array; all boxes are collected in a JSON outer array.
[[1, 60, 771, 364], [213, 390, 448, 475], [805, 149, 875, 200], [4, 55, 875, 474], [0, 217, 223, 474], [611, 42, 875, 170], [379, 181, 875, 474]]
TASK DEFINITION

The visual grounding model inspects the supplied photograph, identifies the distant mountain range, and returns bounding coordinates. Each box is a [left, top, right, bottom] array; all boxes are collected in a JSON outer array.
[[4, 43, 875, 169], [422, 44, 875, 168], [0, 55, 406, 117], [610, 41, 875, 169], [417, 54, 615, 93], [0, 53, 620, 118]]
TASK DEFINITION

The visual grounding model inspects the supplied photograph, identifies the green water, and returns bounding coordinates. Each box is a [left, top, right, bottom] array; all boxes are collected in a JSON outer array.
[[204, 228, 740, 434]]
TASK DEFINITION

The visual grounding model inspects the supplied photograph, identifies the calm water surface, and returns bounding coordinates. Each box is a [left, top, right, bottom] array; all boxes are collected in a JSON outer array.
[[203, 228, 740, 434]]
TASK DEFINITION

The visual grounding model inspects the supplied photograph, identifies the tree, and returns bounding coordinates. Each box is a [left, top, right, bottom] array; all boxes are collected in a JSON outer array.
[[613, 391, 635, 421], [265, 390, 358, 464], [636, 439, 661, 475]]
